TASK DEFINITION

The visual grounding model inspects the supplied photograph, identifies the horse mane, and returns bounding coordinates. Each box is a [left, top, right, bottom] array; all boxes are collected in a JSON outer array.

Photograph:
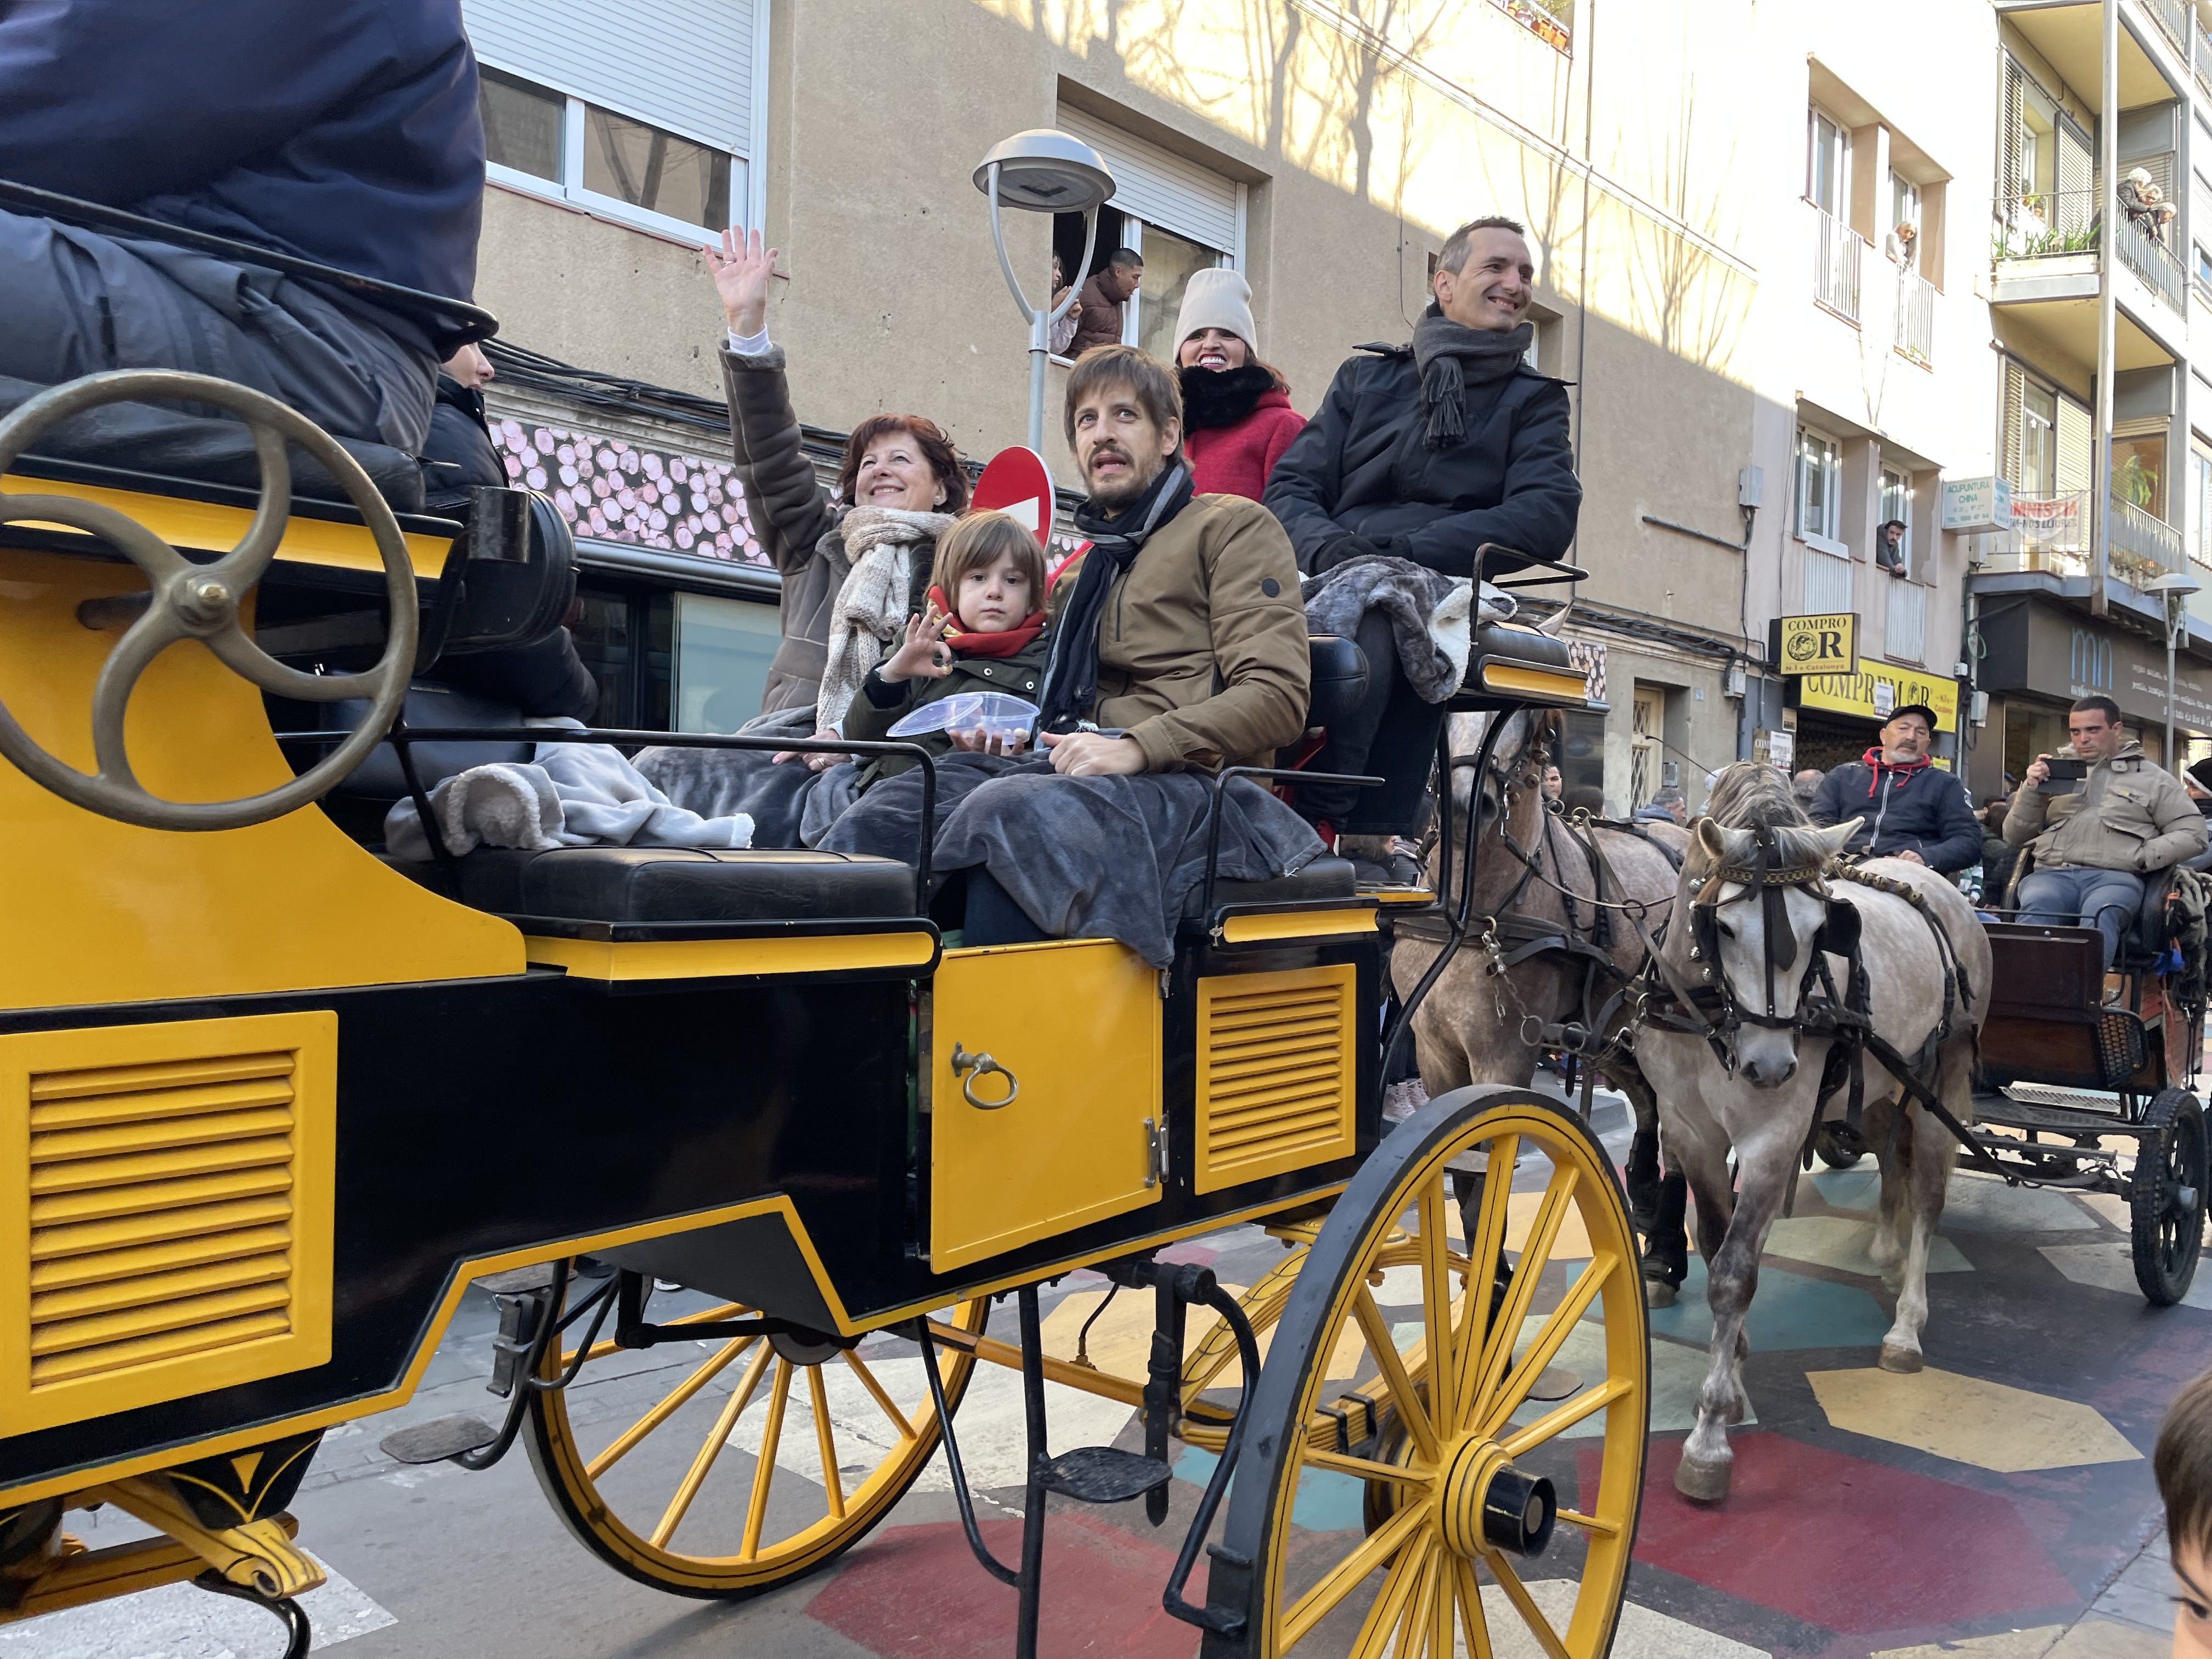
[[1693, 763, 1833, 875]]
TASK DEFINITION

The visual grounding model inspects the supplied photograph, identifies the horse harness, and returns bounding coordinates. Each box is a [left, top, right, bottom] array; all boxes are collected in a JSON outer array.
[[1632, 825, 2012, 1182]]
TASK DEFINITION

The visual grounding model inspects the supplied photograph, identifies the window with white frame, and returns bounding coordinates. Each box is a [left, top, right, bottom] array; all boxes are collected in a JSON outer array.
[[2192, 442, 2212, 568], [1808, 109, 1848, 216], [466, 0, 764, 242], [1888, 172, 1920, 264], [1879, 465, 1913, 575], [1049, 105, 1245, 363], [1795, 427, 1843, 547]]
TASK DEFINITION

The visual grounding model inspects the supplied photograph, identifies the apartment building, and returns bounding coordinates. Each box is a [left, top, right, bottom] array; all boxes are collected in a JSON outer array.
[[1965, 0, 2212, 798], [449, 0, 2132, 812]]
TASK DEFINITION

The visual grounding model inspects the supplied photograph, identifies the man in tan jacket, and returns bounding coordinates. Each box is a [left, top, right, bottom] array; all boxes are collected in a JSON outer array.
[[2004, 695, 2205, 967]]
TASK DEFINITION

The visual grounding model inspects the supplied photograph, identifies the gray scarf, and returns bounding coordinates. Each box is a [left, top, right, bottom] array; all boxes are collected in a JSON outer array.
[[1411, 307, 1533, 450]]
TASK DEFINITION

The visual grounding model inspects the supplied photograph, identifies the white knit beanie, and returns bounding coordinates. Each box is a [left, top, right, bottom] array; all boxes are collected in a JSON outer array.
[[1173, 268, 1259, 357]]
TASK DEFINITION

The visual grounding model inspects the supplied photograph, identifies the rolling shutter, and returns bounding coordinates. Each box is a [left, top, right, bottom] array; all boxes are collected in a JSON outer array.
[[2056, 115, 2095, 238], [465, 0, 757, 154], [2002, 363, 2025, 487], [1055, 105, 1240, 255], [2056, 394, 2094, 495]]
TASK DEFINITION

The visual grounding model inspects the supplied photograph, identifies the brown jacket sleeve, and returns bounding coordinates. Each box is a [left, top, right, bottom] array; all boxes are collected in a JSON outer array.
[[1069, 275, 1125, 356], [1126, 502, 1312, 772], [719, 343, 836, 578]]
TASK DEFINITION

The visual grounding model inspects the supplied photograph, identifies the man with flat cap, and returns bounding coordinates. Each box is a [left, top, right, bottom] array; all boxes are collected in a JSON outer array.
[[1806, 702, 1982, 873]]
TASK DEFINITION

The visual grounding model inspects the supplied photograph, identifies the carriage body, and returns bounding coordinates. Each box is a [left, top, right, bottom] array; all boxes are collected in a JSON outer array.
[[0, 381, 1648, 1658], [1971, 918, 2207, 1304]]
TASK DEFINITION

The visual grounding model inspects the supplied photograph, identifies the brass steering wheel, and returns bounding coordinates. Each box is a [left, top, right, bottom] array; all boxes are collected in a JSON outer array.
[[0, 370, 420, 831]]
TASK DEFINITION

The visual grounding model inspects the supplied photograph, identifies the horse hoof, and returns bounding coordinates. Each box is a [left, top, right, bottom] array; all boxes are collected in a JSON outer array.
[[1878, 1344, 1924, 1374], [1674, 1451, 1732, 1503], [1644, 1278, 1679, 1310]]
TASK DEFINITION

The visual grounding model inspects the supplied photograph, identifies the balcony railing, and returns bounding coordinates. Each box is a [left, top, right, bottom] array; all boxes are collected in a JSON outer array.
[[1993, 190, 2097, 261], [2198, 20, 2212, 103], [2112, 496, 2185, 588], [1803, 546, 1853, 613], [2117, 210, 2188, 312], [1884, 577, 1928, 663], [2144, 0, 2191, 57], [1982, 490, 2091, 577], [1813, 206, 1862, 321], [1894, 267, 1936, 364]]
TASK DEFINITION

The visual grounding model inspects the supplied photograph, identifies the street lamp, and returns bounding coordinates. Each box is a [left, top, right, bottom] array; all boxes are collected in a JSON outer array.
[[2145, 571, 2202, 770], [973, 129, 1115, 451]]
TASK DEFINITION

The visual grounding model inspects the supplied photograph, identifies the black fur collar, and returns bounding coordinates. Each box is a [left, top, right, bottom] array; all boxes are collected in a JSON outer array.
[[1178, 363, 1277, 431]]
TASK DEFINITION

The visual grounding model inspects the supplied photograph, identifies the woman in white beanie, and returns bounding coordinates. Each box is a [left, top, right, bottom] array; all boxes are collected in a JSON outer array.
[[1173, 267, 1305, 500]]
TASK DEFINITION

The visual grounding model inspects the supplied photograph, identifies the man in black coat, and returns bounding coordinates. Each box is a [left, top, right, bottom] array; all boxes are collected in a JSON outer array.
[[0, 0, 485, 454], [1265, 215, 1581, 840], [1807, 704, 1983, 873]]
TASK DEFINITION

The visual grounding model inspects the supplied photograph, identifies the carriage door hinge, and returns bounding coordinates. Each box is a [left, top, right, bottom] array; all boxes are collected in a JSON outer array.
[[1144, 1116, 1167, 1187]]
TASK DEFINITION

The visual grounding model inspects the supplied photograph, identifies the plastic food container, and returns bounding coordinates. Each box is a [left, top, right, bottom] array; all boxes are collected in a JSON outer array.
[[886, 691, 1039, 744]]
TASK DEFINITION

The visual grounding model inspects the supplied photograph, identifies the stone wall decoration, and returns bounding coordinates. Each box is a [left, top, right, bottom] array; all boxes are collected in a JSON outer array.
[[492, 418, 770, 568]]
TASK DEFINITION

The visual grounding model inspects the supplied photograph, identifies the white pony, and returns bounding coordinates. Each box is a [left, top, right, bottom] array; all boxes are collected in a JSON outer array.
[[1634, 765, 1989, 1503]]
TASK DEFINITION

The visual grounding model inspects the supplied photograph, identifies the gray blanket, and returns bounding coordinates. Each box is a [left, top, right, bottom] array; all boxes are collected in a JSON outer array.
[[634, 706, 860, 850], [1301, 555, 1469, 704], [821, 757, 1326, 968]]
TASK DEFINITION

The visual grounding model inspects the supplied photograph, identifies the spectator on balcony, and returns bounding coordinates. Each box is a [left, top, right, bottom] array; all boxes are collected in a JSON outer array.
[[1876, 518, 1909, 577], [2121, 168, 2178, 241]]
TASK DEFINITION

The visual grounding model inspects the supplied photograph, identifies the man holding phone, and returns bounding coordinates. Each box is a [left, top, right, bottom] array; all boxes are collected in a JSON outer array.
[[2002, 696, 2205, 967]]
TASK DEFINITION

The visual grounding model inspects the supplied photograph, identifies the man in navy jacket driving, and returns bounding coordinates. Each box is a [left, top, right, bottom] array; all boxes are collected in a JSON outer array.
[[1807, 703, 1983, 874]]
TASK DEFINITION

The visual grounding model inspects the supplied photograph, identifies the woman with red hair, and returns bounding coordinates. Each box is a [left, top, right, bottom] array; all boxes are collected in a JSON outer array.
[[709, 229, 970, 765]]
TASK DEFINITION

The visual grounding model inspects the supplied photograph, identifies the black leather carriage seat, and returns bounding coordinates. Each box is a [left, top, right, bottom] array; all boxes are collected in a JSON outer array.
[[1204, 855, 1359, 911], [424, 845, 917, 924]]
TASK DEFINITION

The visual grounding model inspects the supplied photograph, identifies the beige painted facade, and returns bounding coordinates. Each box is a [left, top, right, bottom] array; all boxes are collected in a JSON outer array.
[[472, 0, 2095, 809]]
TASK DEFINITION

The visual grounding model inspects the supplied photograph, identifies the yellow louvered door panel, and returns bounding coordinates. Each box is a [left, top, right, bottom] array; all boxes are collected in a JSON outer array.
[[1192, 965, 1358, 1194], [2, 1012, 336, 1434]]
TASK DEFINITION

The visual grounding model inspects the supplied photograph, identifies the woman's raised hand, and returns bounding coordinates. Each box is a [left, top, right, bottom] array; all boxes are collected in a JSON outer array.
[[879, 606, 955, 684], [707, 227, 778, 338]]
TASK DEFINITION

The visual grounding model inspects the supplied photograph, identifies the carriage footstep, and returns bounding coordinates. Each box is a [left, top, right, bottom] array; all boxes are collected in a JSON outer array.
[[380, 1414, 499, 1465], [1036, 1446, 1175, 1505]]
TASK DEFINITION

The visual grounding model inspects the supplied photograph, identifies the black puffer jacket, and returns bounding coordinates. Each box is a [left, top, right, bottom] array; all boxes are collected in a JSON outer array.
[[1809, 760, 1983, 873], [1263, 346, 1580, 577]]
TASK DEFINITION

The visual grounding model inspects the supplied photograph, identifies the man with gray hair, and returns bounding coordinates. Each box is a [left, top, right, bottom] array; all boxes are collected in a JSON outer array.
[[1266, 214, 1581, 842], [1792, 768, 1826, 810]]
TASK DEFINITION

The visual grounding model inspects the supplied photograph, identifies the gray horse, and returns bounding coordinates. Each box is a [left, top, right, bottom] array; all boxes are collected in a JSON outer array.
[[1390, 710, 1686, 1257], [1636, 763, 1989, 1503]]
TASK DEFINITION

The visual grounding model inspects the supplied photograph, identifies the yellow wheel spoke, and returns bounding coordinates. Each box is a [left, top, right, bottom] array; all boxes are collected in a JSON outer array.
[[1500, 1374, 1632, 1458], [1485, 1548, 1573, 1659], [1428, 1541, 1457, 1658], [1557, 1506, 1621, 1537], [1344, 1532, 1430, 1659], [586, 1335, 757, 1481], [740, 1358, 796, 1561], [1455, 1556, 1493, 1659], [1392, 1543, 1439, 1658], [1478, 1251, 1620, 1437], [806, 1363, 845, 1520], [1417, 1178, 1458, 1439], [1303, 1446, 1435, 1488], [1352, 1289, 1439, 1463], [650, 1339, 773, 1548], [840, 1348, 917, 1441], [1465, 1162, 1577, 1426], [1281, 1497, 1430, 1651], [1450, 1136, 1518, 1416]]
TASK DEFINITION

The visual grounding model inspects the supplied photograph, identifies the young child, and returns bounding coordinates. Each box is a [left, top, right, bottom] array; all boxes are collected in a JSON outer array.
[[2157, 1369, 2212, 1659], [842, 509, 1051, 788]]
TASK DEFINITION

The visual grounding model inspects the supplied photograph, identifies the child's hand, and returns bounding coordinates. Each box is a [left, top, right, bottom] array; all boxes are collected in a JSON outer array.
[[879, 606, 954, 683]]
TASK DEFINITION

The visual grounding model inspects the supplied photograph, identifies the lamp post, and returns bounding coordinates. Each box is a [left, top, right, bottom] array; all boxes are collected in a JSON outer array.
[[973, 129, 1115, 452], [2145, 571, 2202, 770]]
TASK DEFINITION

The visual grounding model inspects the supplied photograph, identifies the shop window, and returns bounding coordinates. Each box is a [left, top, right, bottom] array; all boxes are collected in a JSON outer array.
[[674, 592, 781, 733]]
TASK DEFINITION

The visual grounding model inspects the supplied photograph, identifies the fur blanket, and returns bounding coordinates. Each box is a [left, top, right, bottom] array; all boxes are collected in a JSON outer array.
[[633, 706, 860, 851], [1302, 555, 1515, 704], [820, 757, 1327, 968]]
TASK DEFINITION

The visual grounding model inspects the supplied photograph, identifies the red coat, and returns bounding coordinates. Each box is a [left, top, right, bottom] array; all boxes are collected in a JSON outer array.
[[1184, 387, 1306, 501]]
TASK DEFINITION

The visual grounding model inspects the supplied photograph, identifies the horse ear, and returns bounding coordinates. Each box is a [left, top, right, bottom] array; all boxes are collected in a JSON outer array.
[[1818, 817, 1861, 857], [1696, 818, 1728, 860]]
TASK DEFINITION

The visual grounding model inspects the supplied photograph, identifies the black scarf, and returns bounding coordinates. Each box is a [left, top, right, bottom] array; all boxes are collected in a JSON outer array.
[[1410, 304, 1533, 449], [1177, 363, 1276, 431], [1036, 461, 1195, 734]]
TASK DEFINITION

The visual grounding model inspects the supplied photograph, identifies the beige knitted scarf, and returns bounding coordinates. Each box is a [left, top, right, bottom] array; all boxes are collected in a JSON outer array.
[[814, 505, 956, 733]]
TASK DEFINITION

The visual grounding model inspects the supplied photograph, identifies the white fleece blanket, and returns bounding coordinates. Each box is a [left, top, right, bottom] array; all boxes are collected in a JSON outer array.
[[384, 720, 754, 860]]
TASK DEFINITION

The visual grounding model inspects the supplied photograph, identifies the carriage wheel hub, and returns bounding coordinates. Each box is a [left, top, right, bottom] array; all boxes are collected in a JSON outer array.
[[1438, 1434, 1556, 1559]]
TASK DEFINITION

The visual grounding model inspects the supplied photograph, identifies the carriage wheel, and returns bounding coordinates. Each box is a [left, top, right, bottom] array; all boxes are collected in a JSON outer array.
[[527, 1291, 987, 1598], [1201, 1086, 1648, 1658], [2132, 1087, 2208, 1307]]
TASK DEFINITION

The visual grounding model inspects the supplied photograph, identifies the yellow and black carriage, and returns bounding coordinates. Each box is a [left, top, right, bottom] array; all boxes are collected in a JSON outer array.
[[0, 368, 1648, 1658]]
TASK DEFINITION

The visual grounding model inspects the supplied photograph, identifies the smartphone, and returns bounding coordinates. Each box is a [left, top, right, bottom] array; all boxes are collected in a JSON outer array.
[[2038, 757, 2086, 792]]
